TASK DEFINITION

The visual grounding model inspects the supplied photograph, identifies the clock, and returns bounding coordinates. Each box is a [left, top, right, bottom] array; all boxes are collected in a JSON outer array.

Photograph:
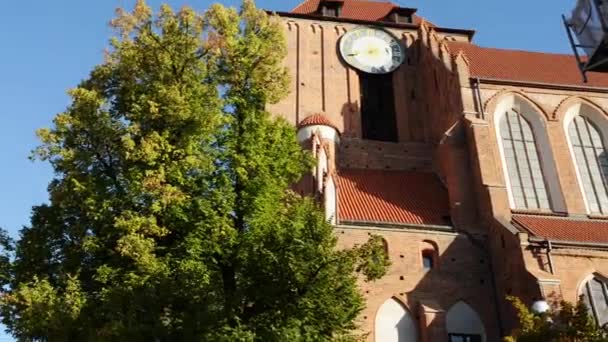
[[339, 27, 405, 74]]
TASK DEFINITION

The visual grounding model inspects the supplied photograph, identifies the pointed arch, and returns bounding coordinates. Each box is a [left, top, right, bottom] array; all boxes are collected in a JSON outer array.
[[492, 93, 566, 211], [553, 96, 608, 122], [579, 273, 608, 327], [446, 301, 486, 342], [577, 272, 607, 295], [422, 240, 439, 252], [421, 240, 439, 271], [484, 90, 551, 122], [374, 297, 417, 342], [562, 101, 608, 215]]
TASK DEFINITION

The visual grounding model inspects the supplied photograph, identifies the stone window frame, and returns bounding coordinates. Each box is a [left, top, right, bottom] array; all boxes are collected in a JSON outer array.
[[563, 103, 608, 216], [421, 249, 435, 271], [420, 240, 439, 271], [493, 95, 566, 212], [579, 273, 608, 327]]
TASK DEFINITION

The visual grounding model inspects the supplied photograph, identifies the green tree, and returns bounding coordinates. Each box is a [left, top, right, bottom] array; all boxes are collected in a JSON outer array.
[[506, 296, 608, 342], [0, 1, 389, 341]]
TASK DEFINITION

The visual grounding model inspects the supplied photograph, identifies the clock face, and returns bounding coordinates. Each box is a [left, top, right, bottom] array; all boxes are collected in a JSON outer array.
[[339, 27, 405, 74]]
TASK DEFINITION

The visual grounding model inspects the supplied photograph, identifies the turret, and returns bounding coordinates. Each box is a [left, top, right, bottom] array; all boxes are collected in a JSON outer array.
[[296, 113, 340, 224]]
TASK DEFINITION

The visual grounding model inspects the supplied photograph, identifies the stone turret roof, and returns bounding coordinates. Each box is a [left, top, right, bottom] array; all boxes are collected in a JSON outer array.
[[297, 113, 339, 131]]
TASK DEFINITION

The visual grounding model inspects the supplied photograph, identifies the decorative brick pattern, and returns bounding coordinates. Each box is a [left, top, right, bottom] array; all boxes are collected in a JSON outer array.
[[338, 138, 433, 171]]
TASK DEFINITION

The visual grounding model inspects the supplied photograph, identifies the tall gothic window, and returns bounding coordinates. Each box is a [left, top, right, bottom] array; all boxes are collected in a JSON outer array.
[[568, 115, 608, 214], [582, 276, 608, 327], [500, 110, 551, 210], [360, 73, 398, 142]]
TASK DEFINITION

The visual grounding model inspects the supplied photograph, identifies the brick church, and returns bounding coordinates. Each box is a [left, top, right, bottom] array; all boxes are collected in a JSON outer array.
[[267, 0, 608, 341]]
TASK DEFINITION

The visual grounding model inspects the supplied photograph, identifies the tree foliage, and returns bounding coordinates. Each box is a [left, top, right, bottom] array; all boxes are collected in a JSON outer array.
[[505, 296, 608, 342], [0, 1, 389, 340]]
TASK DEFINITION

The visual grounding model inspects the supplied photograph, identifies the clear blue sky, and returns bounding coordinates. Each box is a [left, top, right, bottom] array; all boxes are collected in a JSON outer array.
[[0, 0, 574, 339]]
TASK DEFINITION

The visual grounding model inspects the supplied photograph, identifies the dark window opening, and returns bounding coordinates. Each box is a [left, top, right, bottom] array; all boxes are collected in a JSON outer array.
[[319, 2, 342, 17], [448, 334, 482, 342], [394, 12, 413, 24], [384, 9, 414, 24], [360, 72, 398, 142], [422, 250, 435, 271]]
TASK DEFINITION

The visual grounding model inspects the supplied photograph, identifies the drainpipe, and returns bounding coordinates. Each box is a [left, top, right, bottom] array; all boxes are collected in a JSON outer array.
[[546, 239, 555, 275], [472, 78, 485, 120]]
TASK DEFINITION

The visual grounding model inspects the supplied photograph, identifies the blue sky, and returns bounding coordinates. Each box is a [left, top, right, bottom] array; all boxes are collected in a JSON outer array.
[[0, 0, 575, 339]]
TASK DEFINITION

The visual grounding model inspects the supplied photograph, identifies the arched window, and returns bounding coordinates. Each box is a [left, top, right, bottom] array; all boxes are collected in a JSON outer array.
[[421, 240, 438, 271], [568, 115, 608, 214], [499, 109, 551, 210], [446, 301, 486, 342], [422, 250, 434, 271], [375, 298, 417, 342], [582, 275, 608, 327]]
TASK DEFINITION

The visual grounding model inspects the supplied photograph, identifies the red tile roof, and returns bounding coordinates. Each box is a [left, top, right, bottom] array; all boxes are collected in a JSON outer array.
[[447, 41, 608, 88], [298, 113, 339, 131], [336, 169, 451, 226], [291, 0, 427, 25], [513, 214, 608, 244]]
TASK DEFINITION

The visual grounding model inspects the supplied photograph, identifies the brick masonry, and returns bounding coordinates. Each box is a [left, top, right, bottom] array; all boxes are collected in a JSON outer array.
[[269, 10, 608, 342]]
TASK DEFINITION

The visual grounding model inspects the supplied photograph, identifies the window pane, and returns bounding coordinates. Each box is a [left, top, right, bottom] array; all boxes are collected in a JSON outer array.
[[587, 277, 608, 326], [422, 252, 434, 270], [569, 115, 608, 214], [500, 110, 551, 210]]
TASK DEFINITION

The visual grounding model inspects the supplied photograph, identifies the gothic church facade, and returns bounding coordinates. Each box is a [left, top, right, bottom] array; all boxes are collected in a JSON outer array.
[[268, 1, 608, 341]]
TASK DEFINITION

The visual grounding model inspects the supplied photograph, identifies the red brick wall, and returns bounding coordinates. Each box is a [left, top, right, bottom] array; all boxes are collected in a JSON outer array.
[[336, 227, 500, 341]]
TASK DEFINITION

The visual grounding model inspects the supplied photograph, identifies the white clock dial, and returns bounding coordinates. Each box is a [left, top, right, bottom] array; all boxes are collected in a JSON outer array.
[[339, 27, 405, 74]]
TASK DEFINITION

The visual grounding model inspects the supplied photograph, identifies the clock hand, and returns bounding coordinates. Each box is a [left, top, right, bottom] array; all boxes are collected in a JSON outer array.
[[348, 51, 359, 56]]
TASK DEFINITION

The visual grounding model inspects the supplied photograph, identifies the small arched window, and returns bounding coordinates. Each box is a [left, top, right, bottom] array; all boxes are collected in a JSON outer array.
[[421, 241, 438, 271], [582, 275, 608, 326], [568, 115, 608, 214], [422, 250, 435, 271], [499, 109, 551, 210]]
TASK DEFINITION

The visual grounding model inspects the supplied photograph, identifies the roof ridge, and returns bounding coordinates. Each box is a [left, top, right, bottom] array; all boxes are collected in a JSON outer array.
[[339, 168, 437, 175], [448, 41, 578, 58], [512, 213, 608, 245], [511, 210, 567, 218], [513, 213, 605, 222], [290, 0, 309, 12]]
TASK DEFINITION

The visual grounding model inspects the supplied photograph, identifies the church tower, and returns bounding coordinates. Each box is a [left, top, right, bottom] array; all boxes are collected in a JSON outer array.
[[269, 1, 496, 341]]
